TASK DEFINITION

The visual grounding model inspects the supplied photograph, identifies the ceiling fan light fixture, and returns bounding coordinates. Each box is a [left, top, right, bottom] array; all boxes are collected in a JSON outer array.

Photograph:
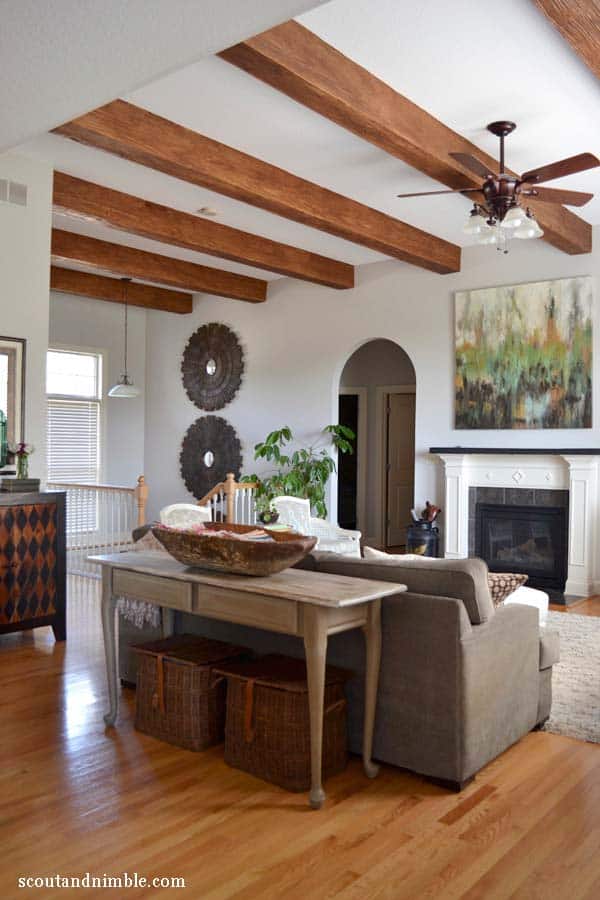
[[513, 210, 544, 240], [500, 204, 526, 229], [463, 206, 490, 235], [476, 228, 498, 246]]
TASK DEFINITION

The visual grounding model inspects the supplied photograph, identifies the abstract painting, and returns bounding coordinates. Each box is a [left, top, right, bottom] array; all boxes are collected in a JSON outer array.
[[455, 277, 592, 429]]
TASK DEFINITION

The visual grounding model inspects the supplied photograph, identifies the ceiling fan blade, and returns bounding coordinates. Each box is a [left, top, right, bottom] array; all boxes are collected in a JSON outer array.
[[521, 186, 594, 207], [521, 152, 600, 185], [396, 188, 481, 198], [449, 152, 496, 179]]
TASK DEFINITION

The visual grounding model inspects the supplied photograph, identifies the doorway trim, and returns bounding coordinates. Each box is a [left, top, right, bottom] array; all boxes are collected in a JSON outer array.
[[375, 384, 416, 548], [339, 387, 368, 535]]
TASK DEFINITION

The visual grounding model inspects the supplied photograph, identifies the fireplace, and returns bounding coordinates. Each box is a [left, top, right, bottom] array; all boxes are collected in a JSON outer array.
[[475, 502, 568, 593], [433, 450, 599, 600]]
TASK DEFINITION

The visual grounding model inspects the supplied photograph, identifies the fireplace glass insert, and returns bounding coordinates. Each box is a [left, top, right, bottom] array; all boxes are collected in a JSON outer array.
[[475, 503, 567, 592]]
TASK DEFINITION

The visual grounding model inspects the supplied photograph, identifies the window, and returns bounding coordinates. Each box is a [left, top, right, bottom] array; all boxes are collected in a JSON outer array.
[[47, 350, 102, 484]]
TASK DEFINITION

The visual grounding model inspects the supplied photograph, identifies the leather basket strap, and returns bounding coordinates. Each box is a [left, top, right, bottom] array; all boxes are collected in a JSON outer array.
[[244, 678, 256, 743], [151, 652, 167, 715]]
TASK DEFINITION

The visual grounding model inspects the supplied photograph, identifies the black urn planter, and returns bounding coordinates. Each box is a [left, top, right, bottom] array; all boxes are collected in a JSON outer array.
[[406, 522, 440, 557]]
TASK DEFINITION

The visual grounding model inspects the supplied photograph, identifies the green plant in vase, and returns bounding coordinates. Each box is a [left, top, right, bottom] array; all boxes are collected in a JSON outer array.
[[9, 442, 35, 479], [242, 424, 355, 519]]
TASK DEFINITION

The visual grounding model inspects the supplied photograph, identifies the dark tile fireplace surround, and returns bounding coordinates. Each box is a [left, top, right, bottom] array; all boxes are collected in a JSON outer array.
[[469, 487, 569, 597]]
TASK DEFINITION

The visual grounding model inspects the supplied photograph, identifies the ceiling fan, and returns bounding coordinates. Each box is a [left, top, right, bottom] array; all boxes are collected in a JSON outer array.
[[397, 121, 599, 251]]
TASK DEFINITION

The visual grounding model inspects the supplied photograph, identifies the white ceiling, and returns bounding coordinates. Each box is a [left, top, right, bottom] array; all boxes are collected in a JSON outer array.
[[16, 0, 600, 286], [0, 0, 324, 152]]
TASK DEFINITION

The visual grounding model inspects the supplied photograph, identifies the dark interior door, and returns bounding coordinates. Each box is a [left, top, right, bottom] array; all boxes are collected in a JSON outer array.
[[337, 394, 358, 530]]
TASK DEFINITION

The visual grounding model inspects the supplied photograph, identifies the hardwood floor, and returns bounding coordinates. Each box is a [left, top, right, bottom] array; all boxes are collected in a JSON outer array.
[[1, 577, 599, 899]]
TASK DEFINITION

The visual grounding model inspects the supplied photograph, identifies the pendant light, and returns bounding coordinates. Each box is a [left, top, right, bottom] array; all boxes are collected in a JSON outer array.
[[108, 278, 140, 398]]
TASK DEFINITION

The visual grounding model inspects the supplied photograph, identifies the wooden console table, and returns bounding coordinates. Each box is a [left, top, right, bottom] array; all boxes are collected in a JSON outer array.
[[92, 552, 406, 809]]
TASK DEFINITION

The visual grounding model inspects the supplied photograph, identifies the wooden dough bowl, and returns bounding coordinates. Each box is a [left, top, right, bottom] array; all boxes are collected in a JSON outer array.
[[152, 522, 317, 576]]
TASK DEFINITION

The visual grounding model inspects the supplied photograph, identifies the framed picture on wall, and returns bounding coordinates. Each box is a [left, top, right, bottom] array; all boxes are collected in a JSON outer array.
[[455, 277, 592, 429], [0, 336, 26, 469]]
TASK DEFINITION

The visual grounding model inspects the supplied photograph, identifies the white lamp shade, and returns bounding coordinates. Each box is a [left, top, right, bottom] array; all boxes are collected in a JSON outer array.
[[463, 211, 490, 235], [108, 374, 140, 398], [513, 215, 544, 239], [500, 205, 526, 229], [476, 229, 498, 245]]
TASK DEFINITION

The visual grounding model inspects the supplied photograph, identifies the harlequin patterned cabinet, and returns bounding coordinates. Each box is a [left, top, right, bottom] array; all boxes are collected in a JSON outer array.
[[0, 492, 66, 640]]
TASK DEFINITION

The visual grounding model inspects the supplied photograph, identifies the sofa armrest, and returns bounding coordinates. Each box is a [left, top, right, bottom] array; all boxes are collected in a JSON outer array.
[[458, 602, 541, 780]]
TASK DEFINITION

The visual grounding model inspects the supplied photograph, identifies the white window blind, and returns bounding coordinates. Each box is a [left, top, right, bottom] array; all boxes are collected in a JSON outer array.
[[46, 399, 100, 483], [47, 350, 103, 534]]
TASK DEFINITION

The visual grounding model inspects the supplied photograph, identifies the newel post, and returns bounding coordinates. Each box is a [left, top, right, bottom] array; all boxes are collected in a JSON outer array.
[[225, 473, 236, 523], [135, 475, 149, 526]]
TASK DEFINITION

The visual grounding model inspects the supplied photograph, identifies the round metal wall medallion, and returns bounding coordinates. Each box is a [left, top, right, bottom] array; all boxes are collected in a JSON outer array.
[[179, 416, 242, 500], [181, 323, 244, 411]]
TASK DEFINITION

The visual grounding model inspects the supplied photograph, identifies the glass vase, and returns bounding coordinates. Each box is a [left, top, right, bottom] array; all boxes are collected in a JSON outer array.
[[16, 453, 28, 480]]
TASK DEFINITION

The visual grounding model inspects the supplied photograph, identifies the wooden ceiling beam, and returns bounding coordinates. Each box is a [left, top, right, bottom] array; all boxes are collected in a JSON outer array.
[[53, 99, 460, 275], [532, 0, 600, 82], [220, 20, 592, 256], [51, 229, 267, 303], [50, 266, 193, 313], [52, 172, 353, 289]]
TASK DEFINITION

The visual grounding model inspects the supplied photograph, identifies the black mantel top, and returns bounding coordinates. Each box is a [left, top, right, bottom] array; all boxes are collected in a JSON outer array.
[[429, 447, 600, 455]]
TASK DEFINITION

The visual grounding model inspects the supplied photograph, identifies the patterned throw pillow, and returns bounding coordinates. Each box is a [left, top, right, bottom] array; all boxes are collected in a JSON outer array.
[[488, 572, 528, 606]]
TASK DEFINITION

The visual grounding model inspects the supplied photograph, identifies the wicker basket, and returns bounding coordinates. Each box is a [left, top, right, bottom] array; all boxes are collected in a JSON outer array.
[[214, 655, 349, 791], [133, 635, 246, 751]]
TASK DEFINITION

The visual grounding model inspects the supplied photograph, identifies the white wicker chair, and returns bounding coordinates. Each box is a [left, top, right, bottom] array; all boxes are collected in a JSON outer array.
[[272, 496, 361, 557], [159, 503, 212, 528]]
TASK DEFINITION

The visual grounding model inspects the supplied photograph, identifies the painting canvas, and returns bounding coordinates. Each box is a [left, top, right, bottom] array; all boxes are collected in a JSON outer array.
[[455, 277, 592, 429]]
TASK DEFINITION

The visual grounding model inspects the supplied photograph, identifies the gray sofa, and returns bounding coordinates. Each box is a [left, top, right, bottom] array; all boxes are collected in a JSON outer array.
[[121, 546, 559, 789]]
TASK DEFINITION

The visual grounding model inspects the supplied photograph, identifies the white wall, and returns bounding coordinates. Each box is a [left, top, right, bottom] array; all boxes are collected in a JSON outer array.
[[49, 291, 147, 486], [144, 230, 600, 521], [0, 153, 53, 480]]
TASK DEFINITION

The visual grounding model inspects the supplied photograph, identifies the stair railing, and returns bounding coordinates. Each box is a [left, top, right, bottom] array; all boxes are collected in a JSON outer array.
[[47, 475, 148, 576], [198, 473, 257, 525]]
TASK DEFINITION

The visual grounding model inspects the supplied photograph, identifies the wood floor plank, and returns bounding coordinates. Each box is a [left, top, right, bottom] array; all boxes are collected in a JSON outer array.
[[0, 577, 599, 899]]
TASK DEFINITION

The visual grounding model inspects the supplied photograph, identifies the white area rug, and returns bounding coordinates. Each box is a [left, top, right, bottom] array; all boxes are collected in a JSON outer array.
[[543, 612, 600, 744]]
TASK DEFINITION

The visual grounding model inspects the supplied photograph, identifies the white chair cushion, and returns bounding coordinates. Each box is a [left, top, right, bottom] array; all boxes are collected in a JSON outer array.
[[272, 496, 312, 534], [159, 503, 212, 528], [504, 585, 549, 626]]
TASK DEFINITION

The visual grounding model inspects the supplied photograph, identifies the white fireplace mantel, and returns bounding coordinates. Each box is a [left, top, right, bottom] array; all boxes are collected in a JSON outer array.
[[434, 451, 599, 597]]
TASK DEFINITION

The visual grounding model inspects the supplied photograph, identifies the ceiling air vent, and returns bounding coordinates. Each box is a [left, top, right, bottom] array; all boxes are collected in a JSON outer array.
[[0, 179, 28, 207]]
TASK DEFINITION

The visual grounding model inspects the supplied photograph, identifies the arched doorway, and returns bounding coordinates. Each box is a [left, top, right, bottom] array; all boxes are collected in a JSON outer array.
[[338, 339, 416, 550]]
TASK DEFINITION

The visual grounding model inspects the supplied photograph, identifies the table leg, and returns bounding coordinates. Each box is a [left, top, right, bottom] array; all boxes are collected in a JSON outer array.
[[362, 598, 381, 779], [303, 605, 328, 809], [101, 566, 119, 727]]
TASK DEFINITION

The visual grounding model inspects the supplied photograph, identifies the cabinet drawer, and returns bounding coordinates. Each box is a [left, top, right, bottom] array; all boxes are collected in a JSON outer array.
[[113, 570, 192, 612], [194, 585, 298, 634]]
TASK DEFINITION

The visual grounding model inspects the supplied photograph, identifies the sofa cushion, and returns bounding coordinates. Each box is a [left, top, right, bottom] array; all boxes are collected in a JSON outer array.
[[311, 552, 495, 624], [539, 628, 560, 670]]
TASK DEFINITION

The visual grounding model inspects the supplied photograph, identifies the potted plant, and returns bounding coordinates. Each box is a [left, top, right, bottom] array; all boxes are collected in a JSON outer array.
[[242, 424, 355, 519], [254, 493, 279, 525]]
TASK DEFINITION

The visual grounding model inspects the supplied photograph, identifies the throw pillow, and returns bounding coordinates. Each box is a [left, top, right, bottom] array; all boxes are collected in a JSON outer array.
[[363, 546, 433, 562], [487, 572, 529, 606]]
